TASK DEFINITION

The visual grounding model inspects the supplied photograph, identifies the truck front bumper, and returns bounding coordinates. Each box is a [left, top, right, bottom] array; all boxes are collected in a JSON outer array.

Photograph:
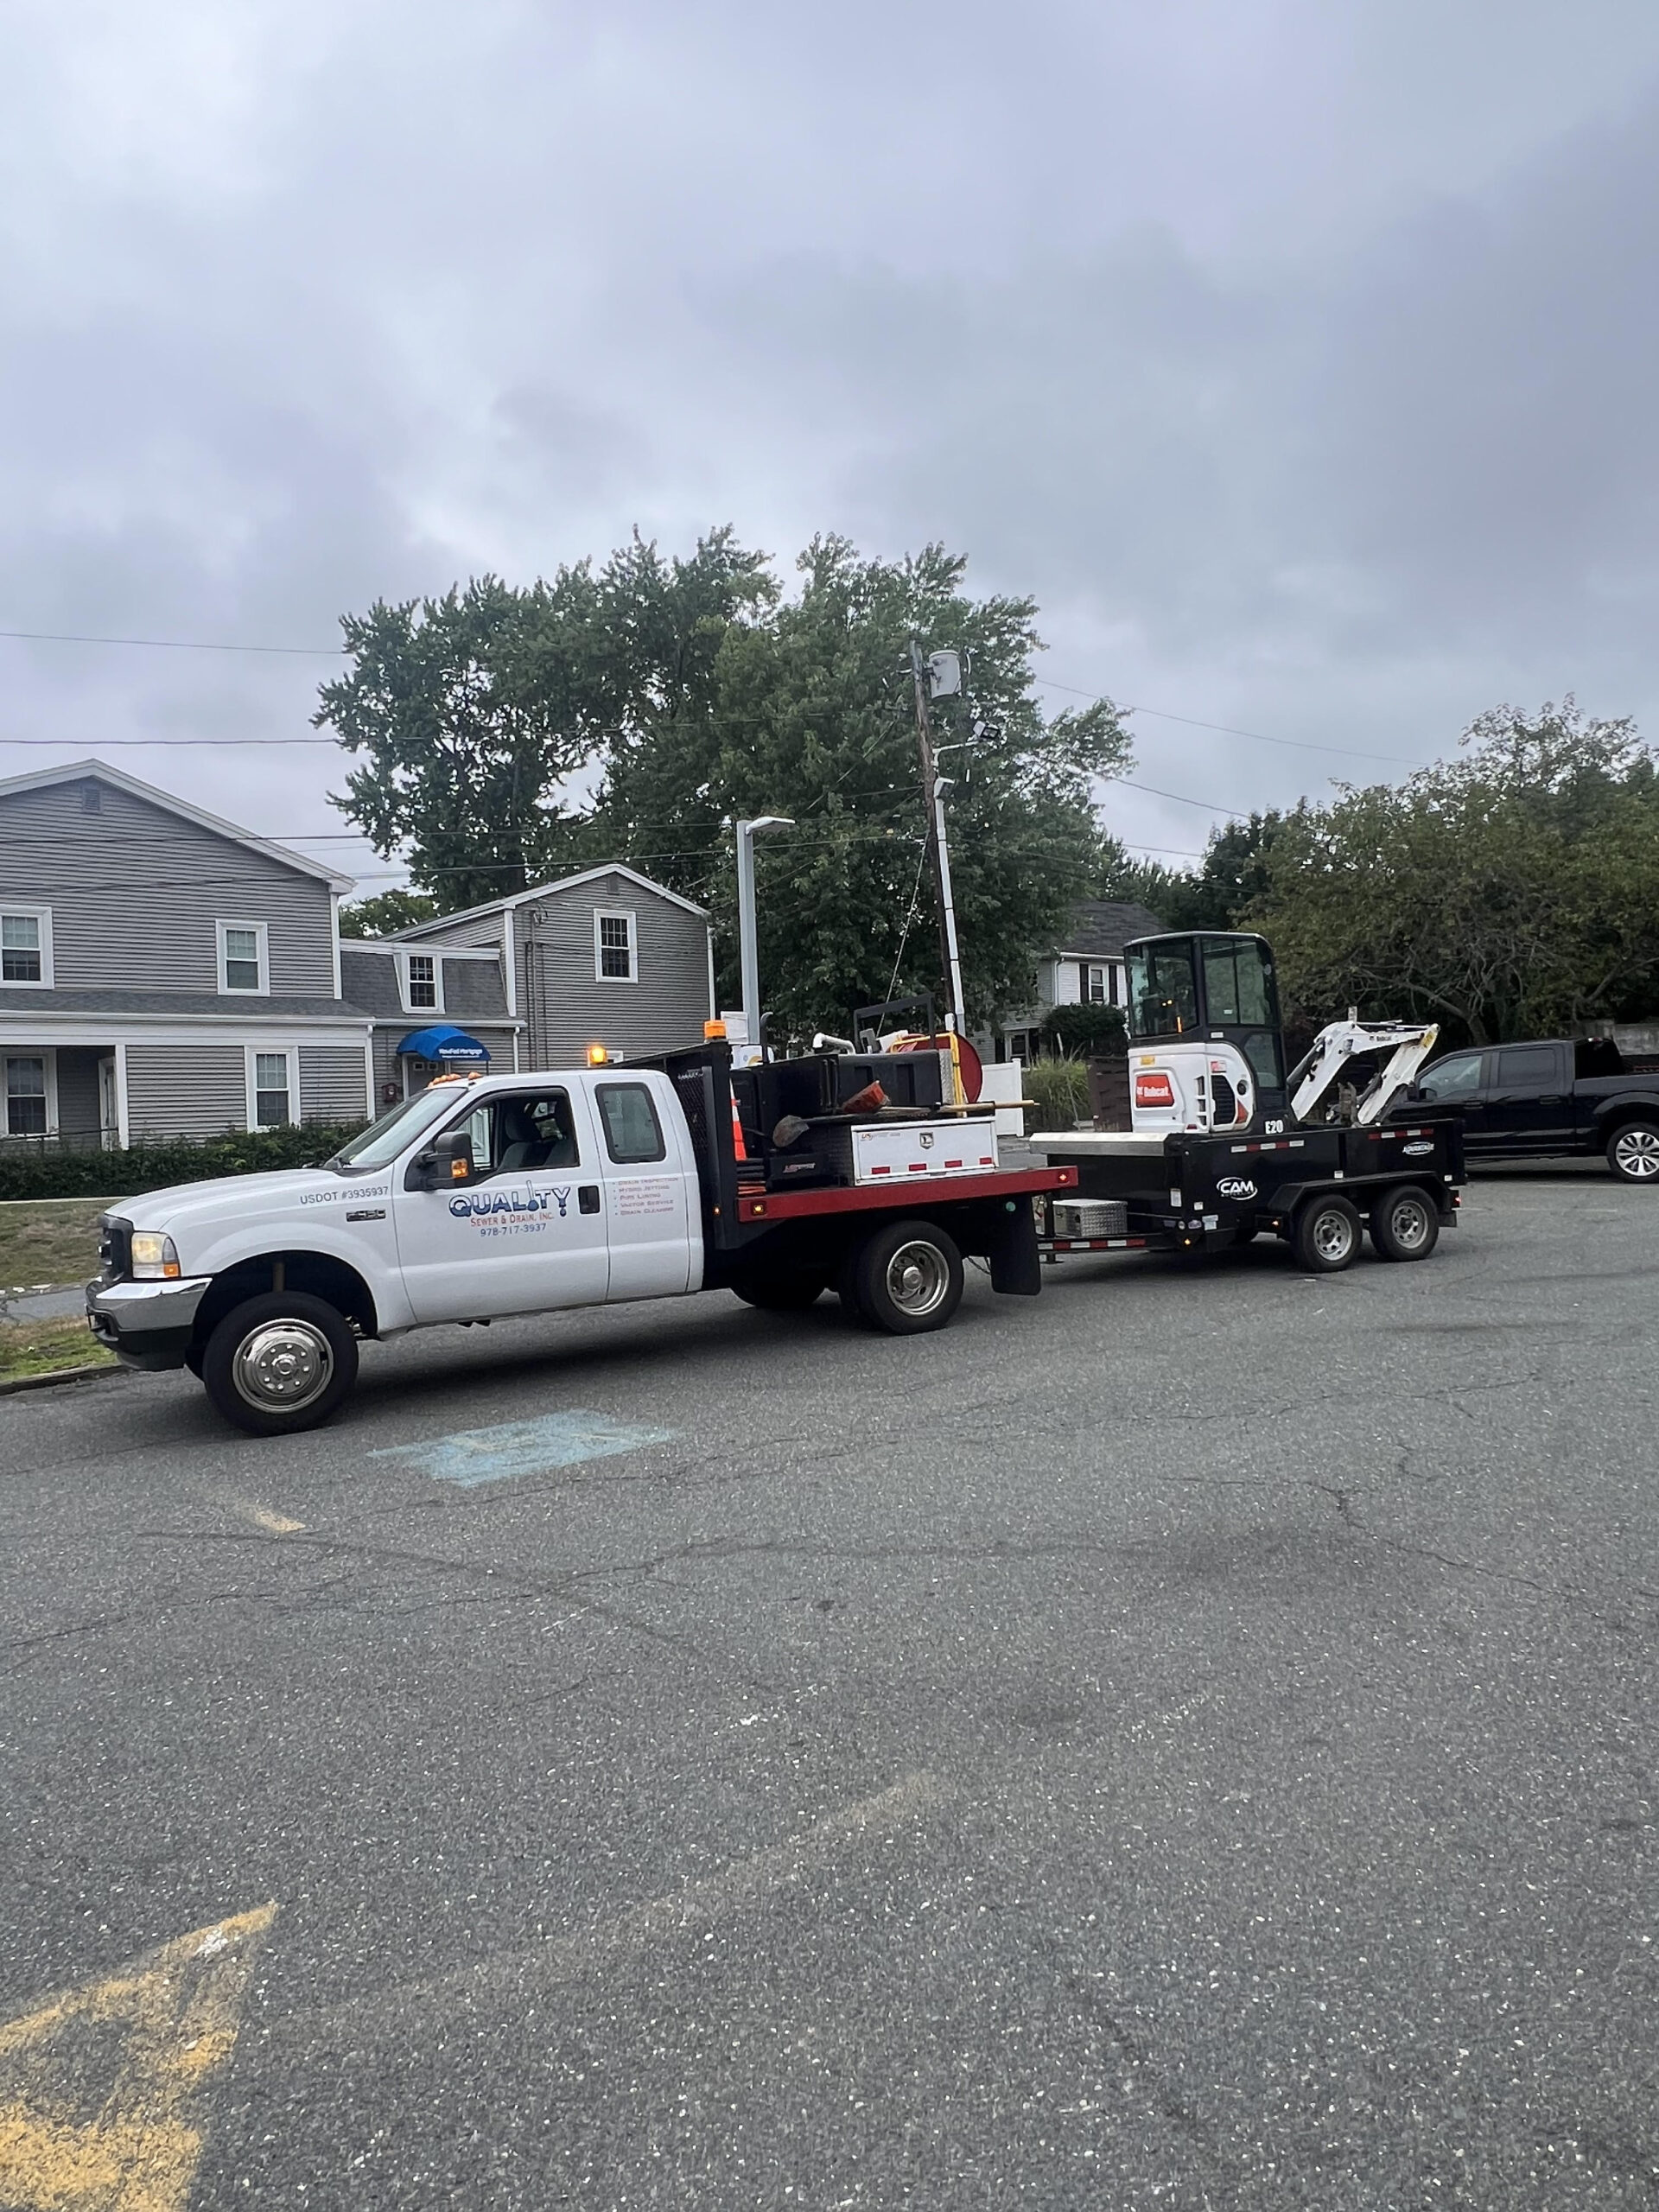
[[85, 1275, 213, 1371]]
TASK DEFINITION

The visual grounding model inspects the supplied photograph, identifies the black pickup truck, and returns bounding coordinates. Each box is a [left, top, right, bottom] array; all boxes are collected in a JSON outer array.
[[1414, 1038, 1659, 1182]]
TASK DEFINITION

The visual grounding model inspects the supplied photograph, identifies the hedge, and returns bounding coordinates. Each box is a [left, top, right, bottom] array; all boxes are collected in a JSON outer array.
[[0, 1121, 369, 1203]]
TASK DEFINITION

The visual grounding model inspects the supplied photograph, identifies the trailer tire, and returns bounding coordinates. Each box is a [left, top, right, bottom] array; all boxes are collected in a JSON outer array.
[[852, 1219, 963, 1334], [1293, 1194, 1362, 1274], [731, 1271, 828, 1312], [200, 1292, 358, 1437], [1607, 1119, 1659, 1184], [1369, 1184, 1440, 1262]]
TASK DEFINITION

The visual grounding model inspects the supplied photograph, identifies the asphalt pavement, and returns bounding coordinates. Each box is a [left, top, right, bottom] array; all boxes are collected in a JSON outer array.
[[2, 1166, 1656, 2209]]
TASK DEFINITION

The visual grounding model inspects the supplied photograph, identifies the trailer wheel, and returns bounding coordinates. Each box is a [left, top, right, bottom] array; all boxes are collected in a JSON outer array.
[[853, 1219, 963, 1334], [1607, 1120, 1659, 1183], [1369, 1185, 1440, 1262], [731, 1271, 828, 1312], [1293, 1195, 1362, 1274], [200, 1292, 358, 1436]]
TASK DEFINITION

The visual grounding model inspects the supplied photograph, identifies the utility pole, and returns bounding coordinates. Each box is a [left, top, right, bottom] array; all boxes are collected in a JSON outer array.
[[735, 815, 793, 1058], [907, 637, 966, 1032]]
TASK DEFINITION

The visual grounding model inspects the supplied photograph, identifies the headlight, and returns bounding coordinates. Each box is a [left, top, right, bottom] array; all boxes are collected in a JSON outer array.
[[130, 1233, 181, 1281]]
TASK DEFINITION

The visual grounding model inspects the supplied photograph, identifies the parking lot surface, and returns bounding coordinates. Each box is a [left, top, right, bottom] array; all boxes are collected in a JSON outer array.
[[2, 1167, 1656, 2209]]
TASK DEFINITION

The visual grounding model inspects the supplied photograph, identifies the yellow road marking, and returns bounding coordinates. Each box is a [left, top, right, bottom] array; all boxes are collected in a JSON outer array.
[[0, 1903, 276, 2212]]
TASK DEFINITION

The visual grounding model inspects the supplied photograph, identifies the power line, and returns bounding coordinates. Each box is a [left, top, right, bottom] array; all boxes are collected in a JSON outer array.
[[1033, 675, 1423, 768], [0, 626, 344, 655]]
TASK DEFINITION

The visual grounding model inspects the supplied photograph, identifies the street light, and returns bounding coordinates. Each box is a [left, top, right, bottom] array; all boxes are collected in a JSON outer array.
[[735, 815, 793, 1056]]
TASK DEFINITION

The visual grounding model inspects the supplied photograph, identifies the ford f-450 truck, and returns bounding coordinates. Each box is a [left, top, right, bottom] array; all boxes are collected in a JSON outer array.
[[86, 1044, 1073, 1436]]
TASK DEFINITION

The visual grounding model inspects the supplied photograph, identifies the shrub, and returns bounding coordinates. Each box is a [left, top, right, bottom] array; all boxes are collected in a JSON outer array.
[[1020, 1058, 1090, 1129], [1039, 1001, 1127, 1058], [0, 1122, 369, 1203]]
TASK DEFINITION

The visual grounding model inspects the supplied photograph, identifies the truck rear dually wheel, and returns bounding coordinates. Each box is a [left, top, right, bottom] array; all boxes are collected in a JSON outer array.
[[201, 1292, 358, 1436], [852, 1219, 963, 1334], [1607, 1121, 1659, 1184], [1369, 1185, 1440, 1262], [1293, 1195, 1362, 1274]]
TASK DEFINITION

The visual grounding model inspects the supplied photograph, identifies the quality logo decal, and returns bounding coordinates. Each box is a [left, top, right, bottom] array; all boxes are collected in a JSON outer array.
[[450, 1186, 573, 1220]]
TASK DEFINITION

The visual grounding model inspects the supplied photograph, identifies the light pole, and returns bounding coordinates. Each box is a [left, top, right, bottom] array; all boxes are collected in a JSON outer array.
[[735, 815, 793, 1056]]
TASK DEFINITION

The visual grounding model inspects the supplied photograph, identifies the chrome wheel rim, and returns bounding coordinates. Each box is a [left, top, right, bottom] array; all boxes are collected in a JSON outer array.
[[232, 1319, 334, 1413], [1614, 1128, 1659, 1179], [1312, 1210, 1354, 1263], [1387, 1196, 1432, 1250], [885, 1240, 950, 1319]]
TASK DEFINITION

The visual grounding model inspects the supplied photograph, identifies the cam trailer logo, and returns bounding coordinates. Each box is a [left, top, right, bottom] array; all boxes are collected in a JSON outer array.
[[450, 1187, 573, 1220], [1215, 1176, 1258, 1200]]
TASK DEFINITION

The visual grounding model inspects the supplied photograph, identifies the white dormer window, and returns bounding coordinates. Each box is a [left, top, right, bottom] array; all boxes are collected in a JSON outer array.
[[1, 907, 53, 988], [594, 909, 637, 982], [219, 920, 268, 994], [399, 951, 442, 1013]]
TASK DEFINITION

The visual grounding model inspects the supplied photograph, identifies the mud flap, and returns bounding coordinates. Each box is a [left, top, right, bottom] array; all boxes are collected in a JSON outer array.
[[983, 1201, 1042, 1296]]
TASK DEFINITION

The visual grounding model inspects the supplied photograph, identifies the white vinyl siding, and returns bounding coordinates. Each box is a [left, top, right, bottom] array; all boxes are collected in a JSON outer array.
[[594, 909, 637, 982], [219, 919, 269, 995], [1, 906, 53, 988]]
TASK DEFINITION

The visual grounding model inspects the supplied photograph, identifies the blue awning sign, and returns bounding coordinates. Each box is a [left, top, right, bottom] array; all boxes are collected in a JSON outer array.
[[396, 1024, 491, 1065]]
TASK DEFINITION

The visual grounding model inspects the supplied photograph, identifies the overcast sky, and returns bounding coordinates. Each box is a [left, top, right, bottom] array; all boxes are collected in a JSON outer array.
[[3, 0, 1657, 887]]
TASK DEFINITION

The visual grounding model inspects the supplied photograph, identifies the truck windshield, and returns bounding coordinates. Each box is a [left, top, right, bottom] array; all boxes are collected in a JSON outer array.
[[1127, 942, 1198, 1039], [327, 1086, 466, 1171]]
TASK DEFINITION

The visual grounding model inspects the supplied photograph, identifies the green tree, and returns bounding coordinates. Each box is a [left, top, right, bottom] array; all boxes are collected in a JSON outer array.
[[1039, 1000, 1128, 1057], [1099, 812, 1284, 931], [591, 537, 1130, 1033], [316, 531, 773, 911], [1249, 701, 1659, 1042], [338, 889, 437, 938]]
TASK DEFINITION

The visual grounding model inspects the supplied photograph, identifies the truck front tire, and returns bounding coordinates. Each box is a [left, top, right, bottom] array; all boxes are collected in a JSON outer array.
[[200, 1292, 359, 1436], [1607, 1121, 1659, 1184], [851, 1219, 963, 1333], [1293, 1195, 1362, 1274], [1368, 1185, 1440, 1262]]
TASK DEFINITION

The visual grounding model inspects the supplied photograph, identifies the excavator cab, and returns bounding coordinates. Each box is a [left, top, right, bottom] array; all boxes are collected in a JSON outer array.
[[1123, 932, 1289, 1135]]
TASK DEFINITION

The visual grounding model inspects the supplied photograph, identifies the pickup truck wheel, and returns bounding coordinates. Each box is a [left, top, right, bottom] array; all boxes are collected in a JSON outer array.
[[854, 1219, 963, 1334], [731, 1272, 828, 1312], [1293, 1194, 1362, 1274], [1607, 1121, 1659, 1184], [1369, 1184, 1440, 1262], [201, 1292, 358, 1436]]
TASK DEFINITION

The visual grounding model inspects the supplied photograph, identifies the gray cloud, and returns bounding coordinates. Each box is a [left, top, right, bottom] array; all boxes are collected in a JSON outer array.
[[0, 0, 1656, 869]]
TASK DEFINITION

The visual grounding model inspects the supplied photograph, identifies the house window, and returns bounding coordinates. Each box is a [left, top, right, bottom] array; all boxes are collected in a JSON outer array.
[[1, 908, 52, 987], [251, 1051, 292, 1129], [1084, 963, 1108, 1004], [219, 920, 268, 994], [5, 1055, 49, 1136], [402, 952, 441, 1011], [594, 910, 637, 982]]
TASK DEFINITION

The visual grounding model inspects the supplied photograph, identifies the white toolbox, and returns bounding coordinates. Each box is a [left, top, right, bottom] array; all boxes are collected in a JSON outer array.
[[849, 1115, 999, 1185]]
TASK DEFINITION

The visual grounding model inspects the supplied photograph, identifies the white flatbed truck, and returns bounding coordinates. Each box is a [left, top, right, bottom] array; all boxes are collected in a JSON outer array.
[[86, 1043, 1076, 1436]]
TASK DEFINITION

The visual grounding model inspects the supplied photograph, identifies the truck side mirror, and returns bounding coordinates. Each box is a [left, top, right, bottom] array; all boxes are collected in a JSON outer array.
[[409, 1131, 476, 1191]]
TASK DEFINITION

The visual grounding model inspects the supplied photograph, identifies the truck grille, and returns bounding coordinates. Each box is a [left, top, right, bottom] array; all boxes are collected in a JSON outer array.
[[97, 1213, 131, 1281]]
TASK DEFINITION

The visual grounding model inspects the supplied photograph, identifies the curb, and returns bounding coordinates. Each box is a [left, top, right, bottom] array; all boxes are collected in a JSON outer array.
[[0, 1362, 124, 1398]]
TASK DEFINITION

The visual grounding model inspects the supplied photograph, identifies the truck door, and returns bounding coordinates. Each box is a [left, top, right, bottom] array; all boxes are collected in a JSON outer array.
[[1416, 1050, 1494, 1154], [588, 1075, 696, 1300], [1485, 1042, 1573, 1154], [393, 1084, 610, 1322]]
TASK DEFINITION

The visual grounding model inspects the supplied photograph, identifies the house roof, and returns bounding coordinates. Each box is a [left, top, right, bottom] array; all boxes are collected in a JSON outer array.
[[1054, 899, 1166, 959], [390, 860, 709, 938], [0, 758, 356, 893]]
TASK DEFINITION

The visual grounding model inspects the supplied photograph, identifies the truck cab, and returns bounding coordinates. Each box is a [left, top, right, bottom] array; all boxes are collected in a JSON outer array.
[[1416, 1038, 1659, 1180]]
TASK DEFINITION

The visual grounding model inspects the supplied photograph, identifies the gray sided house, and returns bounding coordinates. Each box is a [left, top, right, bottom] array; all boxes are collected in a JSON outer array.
[[0, 759, 371, 1149], [0, 760, 712, 1151], [386, 868, 715, 1074], [988, 898, 1166, 1063]]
